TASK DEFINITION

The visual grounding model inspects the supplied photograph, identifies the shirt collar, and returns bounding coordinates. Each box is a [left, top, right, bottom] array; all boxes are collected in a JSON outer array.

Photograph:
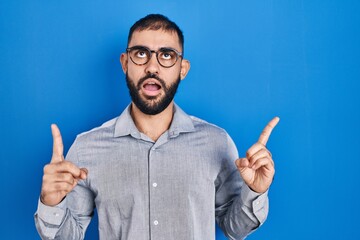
[[114, 104, 141, 139], [168, 103, 196, 138], [114, 103, 196, 139]]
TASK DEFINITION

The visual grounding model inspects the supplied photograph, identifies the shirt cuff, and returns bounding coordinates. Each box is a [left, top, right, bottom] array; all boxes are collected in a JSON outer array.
[[36, 198, 67, 226], [240, 184, 269, 224]]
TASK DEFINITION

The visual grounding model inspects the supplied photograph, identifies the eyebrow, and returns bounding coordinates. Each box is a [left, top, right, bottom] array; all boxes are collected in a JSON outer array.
[[128, 45, 181, 52]]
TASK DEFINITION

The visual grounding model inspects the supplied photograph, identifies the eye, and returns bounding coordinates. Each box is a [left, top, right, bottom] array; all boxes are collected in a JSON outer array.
[[135, 50, 148, 58], [159, 50, 175, 60]]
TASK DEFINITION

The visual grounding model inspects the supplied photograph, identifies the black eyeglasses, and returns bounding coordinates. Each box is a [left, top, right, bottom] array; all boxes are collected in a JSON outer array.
[[126, 45, 182, 68]]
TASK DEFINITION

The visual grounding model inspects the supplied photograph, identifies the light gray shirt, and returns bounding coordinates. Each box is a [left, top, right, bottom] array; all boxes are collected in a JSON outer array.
[[35, 104, 269, 240]]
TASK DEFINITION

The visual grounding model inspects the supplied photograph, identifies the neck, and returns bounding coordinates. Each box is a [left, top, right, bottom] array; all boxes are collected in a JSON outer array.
[[131, 102, 175, 141]]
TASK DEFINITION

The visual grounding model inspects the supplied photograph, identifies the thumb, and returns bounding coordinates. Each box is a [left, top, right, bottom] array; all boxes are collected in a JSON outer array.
[[79, 168, 88, 180], [235, 158, 250, 169]]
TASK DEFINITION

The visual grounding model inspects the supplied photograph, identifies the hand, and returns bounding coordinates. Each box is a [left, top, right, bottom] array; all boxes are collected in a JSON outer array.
[[40, 124, 88, 206], [235, 117, 279, 193]]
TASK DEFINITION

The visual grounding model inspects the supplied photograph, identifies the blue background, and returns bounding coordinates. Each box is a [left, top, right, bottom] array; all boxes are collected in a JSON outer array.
[[1, 0, 359, 239]]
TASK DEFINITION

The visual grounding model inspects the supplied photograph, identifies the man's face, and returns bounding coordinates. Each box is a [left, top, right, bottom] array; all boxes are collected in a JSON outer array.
[[120, 29, 189, 115]]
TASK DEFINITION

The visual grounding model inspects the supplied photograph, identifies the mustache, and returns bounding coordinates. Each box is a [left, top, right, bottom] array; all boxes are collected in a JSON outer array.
[[137, 73, 166, 90]]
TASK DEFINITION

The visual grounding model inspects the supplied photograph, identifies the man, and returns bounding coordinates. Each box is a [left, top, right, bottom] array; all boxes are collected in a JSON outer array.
[[35, 14, 279, 240]]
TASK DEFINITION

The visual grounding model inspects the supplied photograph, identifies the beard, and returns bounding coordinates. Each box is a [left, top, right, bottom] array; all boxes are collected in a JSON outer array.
[[126, 73, 181, 115]]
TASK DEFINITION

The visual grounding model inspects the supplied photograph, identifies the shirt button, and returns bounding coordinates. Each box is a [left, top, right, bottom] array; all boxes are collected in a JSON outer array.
[[154, 220, 159, 225], [54, 212, 59, 217], [152, 183, 157, 187]]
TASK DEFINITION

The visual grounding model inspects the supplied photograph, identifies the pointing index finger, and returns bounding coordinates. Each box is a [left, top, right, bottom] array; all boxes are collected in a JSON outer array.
[[51, 124, 64, 162], [258, 117, 280, 146]]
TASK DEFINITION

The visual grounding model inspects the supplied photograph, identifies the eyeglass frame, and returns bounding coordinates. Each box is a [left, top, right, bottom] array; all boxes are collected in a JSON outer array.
[[126, 45, 183, 68]]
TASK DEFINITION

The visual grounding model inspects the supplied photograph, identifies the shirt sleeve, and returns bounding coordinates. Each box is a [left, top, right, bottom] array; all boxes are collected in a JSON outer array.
[[34, 138, 95, 240], [215, 133, 269, 240]]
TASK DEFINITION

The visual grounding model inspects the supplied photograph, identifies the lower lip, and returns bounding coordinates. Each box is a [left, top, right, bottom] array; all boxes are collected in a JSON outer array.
[[142, 87, 161, 97]]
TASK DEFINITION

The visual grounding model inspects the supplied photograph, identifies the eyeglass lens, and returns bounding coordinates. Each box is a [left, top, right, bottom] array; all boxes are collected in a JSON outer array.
[[128, 47, 179, 67]]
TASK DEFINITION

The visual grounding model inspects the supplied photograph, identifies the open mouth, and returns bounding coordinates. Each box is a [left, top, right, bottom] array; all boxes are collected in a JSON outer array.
[[142, 79, 162, 97]]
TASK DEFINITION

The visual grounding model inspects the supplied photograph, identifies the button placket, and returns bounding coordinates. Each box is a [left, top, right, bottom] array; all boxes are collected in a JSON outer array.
[[149, 145, 160, 235]]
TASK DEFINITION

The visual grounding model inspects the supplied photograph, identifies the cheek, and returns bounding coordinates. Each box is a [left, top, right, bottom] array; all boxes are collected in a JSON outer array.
[[127, 67, 143, 82], [166, 66, 181, 80]]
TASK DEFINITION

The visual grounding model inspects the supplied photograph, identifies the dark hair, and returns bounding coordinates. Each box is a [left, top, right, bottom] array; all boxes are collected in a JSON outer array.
[[127, 14, 184, 53]]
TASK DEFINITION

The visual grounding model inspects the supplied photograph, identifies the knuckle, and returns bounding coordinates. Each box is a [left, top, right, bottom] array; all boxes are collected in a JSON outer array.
[[54, 182, 69, 191], [62, 161, 70, 167], [43, 164, 51, 173], [61, 173, 74, 183], [42, 174, 50, 183], [59, 161, 72, 171], [261, 150, 269, 158], [260, 131, 267, 138], [53, 183, 62, 191], [57, 172, 66, 179], [57, 161, 67, 167], [66, 183, 75, 192], [63, 161, 75, 171], [257, 142, 265, 148], [55, 173, 64, 181], [41, 184, 49, 193]]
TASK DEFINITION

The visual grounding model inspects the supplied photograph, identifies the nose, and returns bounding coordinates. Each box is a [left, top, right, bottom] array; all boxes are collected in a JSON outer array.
[[145, 52, 160, 75]]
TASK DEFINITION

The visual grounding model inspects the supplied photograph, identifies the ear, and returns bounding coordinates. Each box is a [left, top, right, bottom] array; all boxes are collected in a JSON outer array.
[[120, 53, 128, 73], [180, 59, 190, 80]]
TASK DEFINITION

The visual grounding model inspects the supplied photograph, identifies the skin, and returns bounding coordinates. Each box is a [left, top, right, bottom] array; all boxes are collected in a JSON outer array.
[[40, 29, 278, 207], [120, 30, 190, 141], [236, 117, 279, 193], [40, 124, 88, 206]]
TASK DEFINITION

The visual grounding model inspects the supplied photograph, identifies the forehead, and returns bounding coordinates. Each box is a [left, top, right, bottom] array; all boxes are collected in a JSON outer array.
[[129, 30, 181, 51]]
